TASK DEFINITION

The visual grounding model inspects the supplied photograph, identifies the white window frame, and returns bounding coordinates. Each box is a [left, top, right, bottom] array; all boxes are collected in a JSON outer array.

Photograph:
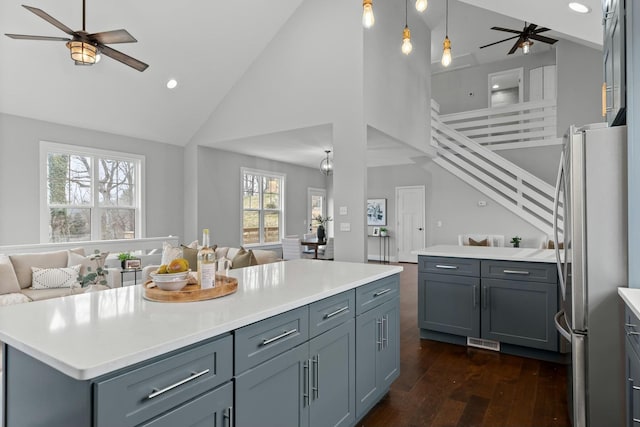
[[39, 141, 145, 243], [241, 167, 286, 247]]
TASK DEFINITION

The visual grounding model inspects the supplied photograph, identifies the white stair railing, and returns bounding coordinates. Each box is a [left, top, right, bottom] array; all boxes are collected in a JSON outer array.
[[431, 100, 563, 236], [439, 99, 562, 151]]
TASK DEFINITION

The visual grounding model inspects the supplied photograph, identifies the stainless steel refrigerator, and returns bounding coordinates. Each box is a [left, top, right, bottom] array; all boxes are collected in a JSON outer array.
[[553, 123, 627, 427]]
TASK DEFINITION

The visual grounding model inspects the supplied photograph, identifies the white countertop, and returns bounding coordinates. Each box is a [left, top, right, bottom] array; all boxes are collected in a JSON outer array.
[[0, 260, 402, 380], [619, 288, 640, 319], [413, 245, 559, 263]]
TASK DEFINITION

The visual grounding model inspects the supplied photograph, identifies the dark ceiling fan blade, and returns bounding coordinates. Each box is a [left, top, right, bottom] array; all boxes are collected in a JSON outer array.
[[5, 33, 70, 41], [22, 5, 75, 36], [99, 44, 148, 72], [491, 26, 522, 35], [89, 29, 137, 44], [525, 23, 538, 33], [529, 34, 558, 44], [479, 35, 520, 49], [508, 37, 524, 55], [533, 27, 551, 34]]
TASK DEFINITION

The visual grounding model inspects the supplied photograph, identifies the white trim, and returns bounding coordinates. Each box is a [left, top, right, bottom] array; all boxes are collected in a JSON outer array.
[[488, 67, 524, 108], [39, 141, 145, 243], [307, 187, 327, 234]]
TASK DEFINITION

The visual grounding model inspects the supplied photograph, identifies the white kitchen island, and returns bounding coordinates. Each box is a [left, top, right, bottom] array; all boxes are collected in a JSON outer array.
[[0, 259, 402, 427]]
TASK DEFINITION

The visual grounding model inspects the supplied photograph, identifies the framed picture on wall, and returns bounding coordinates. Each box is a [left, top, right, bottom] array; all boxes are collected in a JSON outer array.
[[367, 198, 387, 226], [372, 227, 380, 236]]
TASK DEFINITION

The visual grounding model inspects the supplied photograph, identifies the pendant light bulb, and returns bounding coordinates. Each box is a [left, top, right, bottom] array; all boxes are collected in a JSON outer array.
[[402, 26, 413, 55], [521, 40, 532, 55], [362, 0, 375, 28], [415, 0, 428, 12], [441, 36, 452, 67]]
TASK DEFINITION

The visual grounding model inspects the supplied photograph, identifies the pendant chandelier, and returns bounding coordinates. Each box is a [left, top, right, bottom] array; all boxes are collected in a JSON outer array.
[[320, 150, 334, 176], [441, 0, 452, 67], [401, 0, 413, 55]]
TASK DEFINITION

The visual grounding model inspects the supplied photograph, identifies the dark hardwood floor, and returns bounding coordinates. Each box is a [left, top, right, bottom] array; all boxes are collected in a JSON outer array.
[[357, 262, 571, 427]]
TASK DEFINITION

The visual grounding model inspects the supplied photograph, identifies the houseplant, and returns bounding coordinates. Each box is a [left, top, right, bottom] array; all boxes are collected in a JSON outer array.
[[118, 252, 133, 269], [510, 236, 522, 248], [379, 227, 388, 237], [313, 215, 333, 242]]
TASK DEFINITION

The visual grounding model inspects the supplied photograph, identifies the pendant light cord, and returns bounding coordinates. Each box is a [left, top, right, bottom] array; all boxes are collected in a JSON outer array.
[[82, 0, 86, 31], [405, 0, 408, 25], [445, 0, 448, 37]]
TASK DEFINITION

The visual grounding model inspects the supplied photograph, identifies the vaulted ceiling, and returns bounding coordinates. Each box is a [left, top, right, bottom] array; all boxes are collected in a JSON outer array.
[[0, 0, 602, 168]]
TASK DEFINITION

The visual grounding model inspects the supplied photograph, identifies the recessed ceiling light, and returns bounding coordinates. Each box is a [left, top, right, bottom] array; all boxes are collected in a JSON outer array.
[[568, 2, 590, 13], [492, 84, 499, 89], [166, 79, 178, 89]]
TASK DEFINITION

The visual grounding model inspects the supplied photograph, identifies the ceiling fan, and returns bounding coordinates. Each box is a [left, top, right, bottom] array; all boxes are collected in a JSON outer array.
[[479, 22, 558, 55], [5, 0, 149, 72]]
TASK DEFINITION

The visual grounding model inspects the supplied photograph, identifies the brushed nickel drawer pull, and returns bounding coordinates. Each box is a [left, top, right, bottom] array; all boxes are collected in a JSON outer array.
[[262, 328, 298, 345], [147, 369, 210, 399], [374, 288, 391, 297], [503, 269, 530, 275], [634, 385, 640, 391], [633, 419, 640, 424], [224, 406, 233, 427], [435, 264, 458, 270], [324, 306, 349, 319]]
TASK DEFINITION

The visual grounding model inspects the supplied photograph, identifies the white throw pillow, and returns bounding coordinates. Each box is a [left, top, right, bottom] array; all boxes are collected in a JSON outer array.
[[31, 265, 81, 289], [161, 241, 183, 266]]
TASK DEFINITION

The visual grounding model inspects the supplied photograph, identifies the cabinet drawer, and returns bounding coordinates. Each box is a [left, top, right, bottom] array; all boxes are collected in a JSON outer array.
[[481, 260, 557, 284], [235, 306, 309, 374], [626, 306, 640, 357], [140, 381, 232, 427], [309, 290, 355, 338], [419, 256, 480, 277], [356, 274, 399, 315], [94, 334, 232, 427]]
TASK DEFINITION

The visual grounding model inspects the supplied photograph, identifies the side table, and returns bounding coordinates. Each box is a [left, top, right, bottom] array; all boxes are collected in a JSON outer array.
[[120, 268, 142, 286]]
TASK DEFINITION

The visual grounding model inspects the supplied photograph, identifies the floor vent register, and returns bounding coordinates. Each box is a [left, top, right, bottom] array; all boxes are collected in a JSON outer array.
[[467, 337, 500, 352]]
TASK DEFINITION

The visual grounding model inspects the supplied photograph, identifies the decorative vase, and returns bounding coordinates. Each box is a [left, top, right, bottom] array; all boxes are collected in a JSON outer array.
[[380, 231, 387, 237], [317, 225, 326, 242], [513, 242, 520, 248]]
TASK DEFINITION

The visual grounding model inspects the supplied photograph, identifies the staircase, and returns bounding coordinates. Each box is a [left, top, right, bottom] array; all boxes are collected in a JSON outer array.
[[430, 99, 563, 236]]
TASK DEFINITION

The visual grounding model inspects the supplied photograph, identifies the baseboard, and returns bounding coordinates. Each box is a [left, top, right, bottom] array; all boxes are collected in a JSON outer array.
[[367, 255, 397, 263]]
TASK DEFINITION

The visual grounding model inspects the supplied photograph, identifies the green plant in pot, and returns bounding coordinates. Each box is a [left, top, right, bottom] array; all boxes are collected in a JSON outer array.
[[313, 215, 333, 242], [118, 252, 133, 269], [379, 227, 388, 237], [510, 236, 522, 248]]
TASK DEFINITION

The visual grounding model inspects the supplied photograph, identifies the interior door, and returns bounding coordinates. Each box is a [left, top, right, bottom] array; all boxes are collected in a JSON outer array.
[[395, 186, 425, 263], [307, 188, 326, 234]]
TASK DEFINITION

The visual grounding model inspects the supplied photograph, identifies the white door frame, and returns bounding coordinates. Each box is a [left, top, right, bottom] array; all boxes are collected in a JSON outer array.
[[307, 187, 327, 233], [488, 67, 524, 107], [395, 185, 426, 263]]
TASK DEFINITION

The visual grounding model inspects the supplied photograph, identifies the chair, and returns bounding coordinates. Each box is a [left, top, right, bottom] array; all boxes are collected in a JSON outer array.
[[318, 238, 334, 260], [282, 237, 303, 260]]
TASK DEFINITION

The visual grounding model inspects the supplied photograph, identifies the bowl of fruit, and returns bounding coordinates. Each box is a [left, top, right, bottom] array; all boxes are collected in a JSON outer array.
[[150, 258, 191, 291]]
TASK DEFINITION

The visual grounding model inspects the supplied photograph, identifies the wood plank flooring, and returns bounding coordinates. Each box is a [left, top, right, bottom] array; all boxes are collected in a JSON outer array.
[[357, 262, 571, 427]]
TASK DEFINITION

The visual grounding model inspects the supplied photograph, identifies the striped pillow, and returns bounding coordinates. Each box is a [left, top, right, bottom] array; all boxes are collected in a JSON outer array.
[[31, 265, 81, 289]]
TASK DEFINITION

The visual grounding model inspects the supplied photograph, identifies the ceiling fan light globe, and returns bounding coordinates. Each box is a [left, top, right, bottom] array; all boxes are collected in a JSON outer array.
[[66, 40, 97, 65], [415, 0, 428, 12]]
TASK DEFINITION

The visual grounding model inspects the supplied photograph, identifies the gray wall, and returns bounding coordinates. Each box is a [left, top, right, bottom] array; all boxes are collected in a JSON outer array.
[[0, 113, 184, 245], [195, 147, 326, 248], [432, 50, 556, 114], [556, 39, 605, 135]]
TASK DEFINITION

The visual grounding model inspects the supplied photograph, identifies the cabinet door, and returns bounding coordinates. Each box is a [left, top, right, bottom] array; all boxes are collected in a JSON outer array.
[[140, 382, 233, 427], [481, 279, 558, 351], [419, 272, 480, 337], [377, 298, 400, 392], [355, 304, 382, 418], [626, 338, 640, 427], [309, 318, 355, 427], [235, 343, 310, 427]]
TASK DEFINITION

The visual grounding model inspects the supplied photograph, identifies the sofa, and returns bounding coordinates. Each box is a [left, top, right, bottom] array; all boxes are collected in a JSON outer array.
[[142, 246, 281, 282], [0, 248, 121, 306]]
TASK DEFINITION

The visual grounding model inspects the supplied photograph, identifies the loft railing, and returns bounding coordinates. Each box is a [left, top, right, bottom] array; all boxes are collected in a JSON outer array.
[[438, 99, 562, 151], [431, 100, 563, 236]]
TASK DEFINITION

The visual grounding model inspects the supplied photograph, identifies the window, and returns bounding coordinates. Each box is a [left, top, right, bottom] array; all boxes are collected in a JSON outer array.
[[40, 142, 144, 243], [241, 168, 284, 245]]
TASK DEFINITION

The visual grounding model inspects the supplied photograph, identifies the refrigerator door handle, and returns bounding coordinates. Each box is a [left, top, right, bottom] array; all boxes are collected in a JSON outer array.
[[554, 310, 572, 342], [553, 150, 567, 299]]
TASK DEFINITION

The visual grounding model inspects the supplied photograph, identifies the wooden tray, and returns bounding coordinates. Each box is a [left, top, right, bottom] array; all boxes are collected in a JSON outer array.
[[143, 275, 238, 302]]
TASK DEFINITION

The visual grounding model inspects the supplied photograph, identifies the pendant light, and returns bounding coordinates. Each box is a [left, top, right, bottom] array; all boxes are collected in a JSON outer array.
[[362, 0, 375, 28], [320, 150, 334, 176], [441, 0, 452, 67], [401, 0, 413, 55], [415, 0, 428, 12]]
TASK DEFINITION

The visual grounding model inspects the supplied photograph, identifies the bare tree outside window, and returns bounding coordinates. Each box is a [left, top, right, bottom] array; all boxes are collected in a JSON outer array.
[[242, 169, 284, 245]]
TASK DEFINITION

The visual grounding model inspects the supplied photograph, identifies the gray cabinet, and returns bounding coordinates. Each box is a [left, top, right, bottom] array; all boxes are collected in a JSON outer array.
[[355, 276, 400, 419], [235, 293, 356, 427], [625, 306, 640, 426], [603, 0, 626, 125], [418, 256, 559, 353]]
